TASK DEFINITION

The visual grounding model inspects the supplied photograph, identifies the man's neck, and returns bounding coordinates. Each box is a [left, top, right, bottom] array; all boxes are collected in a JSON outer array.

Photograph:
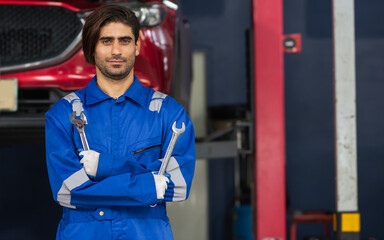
[[96, 70, 134, 100]]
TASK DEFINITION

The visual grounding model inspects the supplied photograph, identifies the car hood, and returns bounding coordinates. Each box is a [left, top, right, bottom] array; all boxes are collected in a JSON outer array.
[[0, 0, 99, 11]]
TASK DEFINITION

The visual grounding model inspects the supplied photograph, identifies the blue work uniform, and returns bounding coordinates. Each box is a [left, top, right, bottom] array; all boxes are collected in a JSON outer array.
[[45, 75, 195, 240]]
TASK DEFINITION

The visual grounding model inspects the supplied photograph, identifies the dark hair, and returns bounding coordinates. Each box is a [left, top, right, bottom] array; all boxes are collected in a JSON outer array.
[[82, 4, 141, 65]]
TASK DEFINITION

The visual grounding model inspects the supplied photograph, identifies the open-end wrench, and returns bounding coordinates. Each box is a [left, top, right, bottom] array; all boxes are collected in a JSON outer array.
[[158, 121, 185, 175], [70, 111, 90, 151]]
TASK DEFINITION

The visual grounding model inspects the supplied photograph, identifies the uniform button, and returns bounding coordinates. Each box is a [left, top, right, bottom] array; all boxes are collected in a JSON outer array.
[[99, 211, 104, 216]]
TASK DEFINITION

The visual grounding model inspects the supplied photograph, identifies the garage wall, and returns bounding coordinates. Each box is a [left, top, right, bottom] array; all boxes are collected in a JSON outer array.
[[181, 0, 251, 107]]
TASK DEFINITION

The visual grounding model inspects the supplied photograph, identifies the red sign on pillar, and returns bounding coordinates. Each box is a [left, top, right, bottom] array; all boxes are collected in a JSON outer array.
[[252, 0, 286, 239], [283, 34, 302, 54]]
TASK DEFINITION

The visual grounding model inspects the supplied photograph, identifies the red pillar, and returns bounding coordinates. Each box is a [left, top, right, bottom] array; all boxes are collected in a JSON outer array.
[[252, 0, 286, 239]]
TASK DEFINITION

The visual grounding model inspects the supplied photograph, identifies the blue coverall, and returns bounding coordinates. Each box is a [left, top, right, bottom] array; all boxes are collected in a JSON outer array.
[[45, 75, 196, 240]]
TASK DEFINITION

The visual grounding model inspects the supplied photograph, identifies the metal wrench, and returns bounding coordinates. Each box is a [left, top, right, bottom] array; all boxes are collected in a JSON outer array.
[[70, 111, 90, 151], [158, 121, 185, 175]]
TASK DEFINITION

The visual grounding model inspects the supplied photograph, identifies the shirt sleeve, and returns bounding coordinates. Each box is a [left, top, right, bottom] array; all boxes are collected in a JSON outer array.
[[45, 101, 158, 209], [95, 152, 149, 181], [160, 98, 196, 202]]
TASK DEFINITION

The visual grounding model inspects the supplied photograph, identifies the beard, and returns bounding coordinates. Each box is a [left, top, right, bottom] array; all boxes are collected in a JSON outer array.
[[95, 56, 135, 81]]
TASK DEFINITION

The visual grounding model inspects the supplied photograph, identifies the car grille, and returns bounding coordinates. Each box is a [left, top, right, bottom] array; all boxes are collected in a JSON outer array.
[[0, 4, 82, 67], [17, 88, 68, 114]]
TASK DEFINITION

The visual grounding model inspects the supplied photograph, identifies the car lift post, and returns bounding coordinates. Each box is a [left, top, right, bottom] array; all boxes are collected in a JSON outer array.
[[252, 0, 286, 239], [332, 0, 360, 239]]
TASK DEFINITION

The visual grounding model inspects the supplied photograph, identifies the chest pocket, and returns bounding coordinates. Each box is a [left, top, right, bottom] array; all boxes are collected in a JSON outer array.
[[130, 136, 162, 171]]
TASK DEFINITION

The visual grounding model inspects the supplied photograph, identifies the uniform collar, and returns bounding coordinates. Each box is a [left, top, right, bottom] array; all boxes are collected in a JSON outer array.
[[85, 75, 147, 107]]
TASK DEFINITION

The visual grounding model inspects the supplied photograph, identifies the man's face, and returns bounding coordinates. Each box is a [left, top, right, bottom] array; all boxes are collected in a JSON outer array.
[[94, 22, 140, 81]]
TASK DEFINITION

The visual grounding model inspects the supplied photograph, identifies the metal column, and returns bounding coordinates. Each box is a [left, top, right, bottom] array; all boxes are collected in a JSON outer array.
[[252, 0, 286, 239], [332, 0, 360, 239]]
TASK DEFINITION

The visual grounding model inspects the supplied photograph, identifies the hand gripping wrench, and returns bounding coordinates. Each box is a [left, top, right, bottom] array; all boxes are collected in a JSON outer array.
[[70, 111, 90, 151], [158, 121, 185, 175]]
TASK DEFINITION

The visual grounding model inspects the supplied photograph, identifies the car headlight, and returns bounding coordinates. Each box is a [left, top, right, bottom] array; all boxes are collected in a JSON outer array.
[[77, 3, 166, 28], [130, 4, 166, 27]]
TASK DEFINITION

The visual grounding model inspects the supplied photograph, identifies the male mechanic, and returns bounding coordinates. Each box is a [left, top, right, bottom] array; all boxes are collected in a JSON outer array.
[[45, 4, 195, 240]]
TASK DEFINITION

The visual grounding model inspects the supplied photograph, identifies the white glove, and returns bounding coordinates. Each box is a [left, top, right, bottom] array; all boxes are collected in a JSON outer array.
[[79, 150, 100, 177], [152, 173, 170, 199]]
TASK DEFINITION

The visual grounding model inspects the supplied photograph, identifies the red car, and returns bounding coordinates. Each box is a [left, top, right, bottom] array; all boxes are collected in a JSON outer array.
[[0, 0, 191, 128]]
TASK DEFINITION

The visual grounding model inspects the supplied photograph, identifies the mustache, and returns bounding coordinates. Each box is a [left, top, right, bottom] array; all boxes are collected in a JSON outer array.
[[106, 57, 127, 62]]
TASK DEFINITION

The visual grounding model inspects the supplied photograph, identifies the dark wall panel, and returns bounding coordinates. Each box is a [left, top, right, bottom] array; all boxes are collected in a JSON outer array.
[[0, 142, 61, 240]]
